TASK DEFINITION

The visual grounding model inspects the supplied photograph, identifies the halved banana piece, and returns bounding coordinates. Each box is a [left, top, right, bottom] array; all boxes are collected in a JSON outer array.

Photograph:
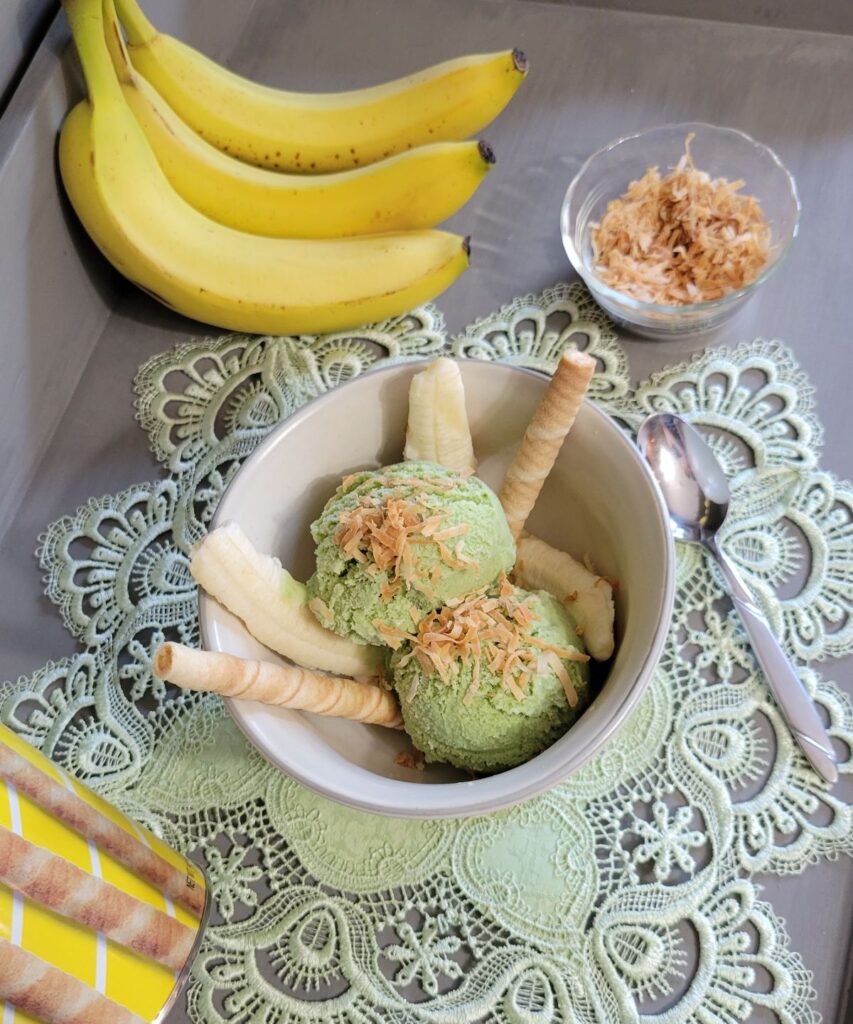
[[404, 358, 477, 476], [191, 522, 383, 680], [513, 534, 615, 661]]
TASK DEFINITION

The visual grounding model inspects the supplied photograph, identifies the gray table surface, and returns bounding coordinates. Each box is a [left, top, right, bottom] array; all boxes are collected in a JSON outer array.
[[0, 0, 56, 112], [0, 0, 851, 1020]]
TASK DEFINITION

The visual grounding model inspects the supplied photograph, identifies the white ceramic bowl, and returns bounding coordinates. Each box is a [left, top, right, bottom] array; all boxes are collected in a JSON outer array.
[[199, 360, 675, 818]]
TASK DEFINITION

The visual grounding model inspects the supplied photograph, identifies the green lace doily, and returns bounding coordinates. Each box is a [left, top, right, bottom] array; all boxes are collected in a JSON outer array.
[[2, 283, 851, 1023]]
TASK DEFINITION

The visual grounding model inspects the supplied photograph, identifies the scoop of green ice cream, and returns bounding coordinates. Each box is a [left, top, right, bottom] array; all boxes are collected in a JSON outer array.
[[391, 586, 590, 772], [307, 462, 515, 645]]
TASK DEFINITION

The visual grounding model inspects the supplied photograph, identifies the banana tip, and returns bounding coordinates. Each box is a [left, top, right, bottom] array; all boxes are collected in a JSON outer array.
[[512, 48, 528, 73], [478, 140, 496, 166], [463, 236, 472, 260]]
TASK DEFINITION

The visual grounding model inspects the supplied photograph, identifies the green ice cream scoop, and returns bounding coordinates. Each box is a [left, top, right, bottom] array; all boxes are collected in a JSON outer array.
[[391, 586, 590, 772], [307, 461, 515, 646]]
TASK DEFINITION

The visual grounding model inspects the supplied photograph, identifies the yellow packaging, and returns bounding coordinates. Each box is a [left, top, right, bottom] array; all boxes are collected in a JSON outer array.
[[0, 723, 208, 1023]]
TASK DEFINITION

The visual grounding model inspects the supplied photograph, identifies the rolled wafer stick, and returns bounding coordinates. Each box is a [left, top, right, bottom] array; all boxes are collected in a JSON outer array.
[[0, 938, 145, 1024], [0, 827, 196, 971], [499, 349, 596, 539], [154, 643, 404, 729], [0, 742, 205, 917]]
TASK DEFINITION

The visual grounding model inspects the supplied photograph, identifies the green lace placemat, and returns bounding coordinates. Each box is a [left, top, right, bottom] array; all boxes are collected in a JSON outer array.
[[2, 283, 851, 1023]]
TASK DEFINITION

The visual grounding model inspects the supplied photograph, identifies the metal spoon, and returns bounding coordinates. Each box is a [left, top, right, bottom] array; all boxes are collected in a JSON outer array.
[[638, 412, 837, 785]]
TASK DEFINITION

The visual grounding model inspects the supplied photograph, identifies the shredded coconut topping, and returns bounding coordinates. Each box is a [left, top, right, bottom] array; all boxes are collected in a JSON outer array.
[[591, 134, 771, 305], [383, 576, 588, 705], [333, 474, 476, 595]]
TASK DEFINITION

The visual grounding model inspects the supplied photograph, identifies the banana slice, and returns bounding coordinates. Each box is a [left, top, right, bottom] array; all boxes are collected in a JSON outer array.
[[513, 534, 615, 661], [191, 522, 383, 680], [404, 358, 477, 476]]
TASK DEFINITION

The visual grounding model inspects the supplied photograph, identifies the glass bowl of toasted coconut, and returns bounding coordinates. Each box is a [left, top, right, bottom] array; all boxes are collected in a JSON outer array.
[[561, 123, 800, 337]]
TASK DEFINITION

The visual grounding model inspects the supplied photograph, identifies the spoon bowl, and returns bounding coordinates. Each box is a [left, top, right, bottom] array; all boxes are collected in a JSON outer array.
[[637, 413, 730, 544]]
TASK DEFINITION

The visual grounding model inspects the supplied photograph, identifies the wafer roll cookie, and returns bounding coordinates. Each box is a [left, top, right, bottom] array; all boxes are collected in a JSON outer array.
[[499, 349, 596, 538], [0, 938, 145, 1024], [0, 827, 196, 971], [154, 643, 404, 729], [0, 742, 204, 917]]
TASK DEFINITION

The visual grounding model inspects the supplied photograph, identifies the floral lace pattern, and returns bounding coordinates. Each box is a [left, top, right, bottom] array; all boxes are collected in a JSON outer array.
[[2, 282, 850, 1023]]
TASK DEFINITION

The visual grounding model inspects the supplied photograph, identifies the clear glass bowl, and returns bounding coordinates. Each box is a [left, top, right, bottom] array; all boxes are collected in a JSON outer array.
[[560, 123, 800, 338]]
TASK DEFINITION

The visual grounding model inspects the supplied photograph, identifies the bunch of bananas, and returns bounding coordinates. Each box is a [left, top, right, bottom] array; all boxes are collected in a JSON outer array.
[[58, 0, 528, 334]]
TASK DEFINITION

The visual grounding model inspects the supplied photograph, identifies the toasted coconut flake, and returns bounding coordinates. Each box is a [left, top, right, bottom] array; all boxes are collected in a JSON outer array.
[[333, 474, 472, 598], [405, 673, 420, 702], [436, 540, 476, 571], [463, 649, 482, 706], [528, 634, 590, 663], [374, 620, 416, 651], [400, 575, 587, 704], [504, 673, 526, 702], [419, 514, 449, 537], [547, 652, 579, 708], [454, 540, 479, 572], [432, 524, 469, 541], [591, 134, 771, 306]]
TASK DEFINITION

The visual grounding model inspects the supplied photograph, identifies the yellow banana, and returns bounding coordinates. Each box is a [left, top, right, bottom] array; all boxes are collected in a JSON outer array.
[[59, 0, 469, 337], [102, 0, 494, 238], [114, 0, 527, 172]]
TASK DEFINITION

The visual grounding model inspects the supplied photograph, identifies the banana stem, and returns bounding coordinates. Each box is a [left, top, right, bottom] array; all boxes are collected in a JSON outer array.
[[112, 0, 157, 46], [102, 0, 134, 84], [62, 0, 125, 105]]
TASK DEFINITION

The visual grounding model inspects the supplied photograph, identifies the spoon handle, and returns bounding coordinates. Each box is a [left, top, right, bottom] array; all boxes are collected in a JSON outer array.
[[704, 536, 838, 785]]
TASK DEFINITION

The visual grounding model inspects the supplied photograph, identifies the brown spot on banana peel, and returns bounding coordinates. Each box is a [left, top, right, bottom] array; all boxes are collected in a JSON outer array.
[[478, 140, 496, 166]]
